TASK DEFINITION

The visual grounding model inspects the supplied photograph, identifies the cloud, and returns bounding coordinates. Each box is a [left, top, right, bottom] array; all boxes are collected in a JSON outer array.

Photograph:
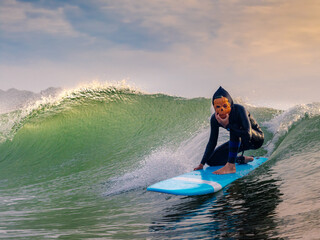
[[1, 0, 320, 107], [98, 0, 220, 45], [0, 0, 79, 36]]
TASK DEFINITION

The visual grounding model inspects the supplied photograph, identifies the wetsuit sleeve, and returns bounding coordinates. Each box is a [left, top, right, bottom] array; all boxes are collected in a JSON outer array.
[[200, 115, 219, 165], [228, 134, 240, 164], [226, 105, 252, 143], [249, 116, 264, 145]]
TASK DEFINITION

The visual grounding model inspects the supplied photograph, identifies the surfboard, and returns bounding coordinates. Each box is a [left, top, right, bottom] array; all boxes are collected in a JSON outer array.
[[147, 157, 268, 196]]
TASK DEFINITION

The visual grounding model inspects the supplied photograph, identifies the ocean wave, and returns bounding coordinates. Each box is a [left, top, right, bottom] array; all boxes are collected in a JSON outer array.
[[1, 82, 319, 190], [263, 102, 320, 155], [0, 84, 210, 188]]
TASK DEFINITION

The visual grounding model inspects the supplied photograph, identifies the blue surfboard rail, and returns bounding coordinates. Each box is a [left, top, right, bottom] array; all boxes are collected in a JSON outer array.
[[147, 157, 268, 196]]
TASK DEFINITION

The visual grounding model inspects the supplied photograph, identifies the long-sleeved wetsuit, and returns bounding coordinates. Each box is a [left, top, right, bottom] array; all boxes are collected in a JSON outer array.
[[200, 87, 264, 166]]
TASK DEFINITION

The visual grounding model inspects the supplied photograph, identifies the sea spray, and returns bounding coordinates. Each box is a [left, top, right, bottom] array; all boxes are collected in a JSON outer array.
[[103, 128, 226, 196], [0, 81, 138, 143], [263, 102, 320, 155]]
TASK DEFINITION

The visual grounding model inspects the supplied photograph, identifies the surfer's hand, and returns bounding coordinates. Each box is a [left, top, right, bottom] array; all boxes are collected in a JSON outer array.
[[215, 113, 229, 128], [194, 164, 204, 171]]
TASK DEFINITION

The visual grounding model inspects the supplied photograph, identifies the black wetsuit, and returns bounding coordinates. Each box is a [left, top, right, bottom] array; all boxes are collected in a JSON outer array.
[[200, 87, 264, 166]]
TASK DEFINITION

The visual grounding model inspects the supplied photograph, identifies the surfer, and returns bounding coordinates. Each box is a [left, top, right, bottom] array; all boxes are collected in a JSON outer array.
[[194, 86, 264, 175]]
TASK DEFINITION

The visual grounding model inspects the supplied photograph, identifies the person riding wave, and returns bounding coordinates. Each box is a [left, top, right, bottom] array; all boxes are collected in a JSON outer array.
[[194, 86, 264, 174]]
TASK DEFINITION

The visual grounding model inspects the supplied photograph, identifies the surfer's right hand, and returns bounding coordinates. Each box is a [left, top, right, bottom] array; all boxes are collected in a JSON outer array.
[[194, 164, 204, 171]]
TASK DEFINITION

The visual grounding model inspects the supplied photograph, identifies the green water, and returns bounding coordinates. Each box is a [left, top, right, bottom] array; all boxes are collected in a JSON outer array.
[[0, 88, 319, 239]]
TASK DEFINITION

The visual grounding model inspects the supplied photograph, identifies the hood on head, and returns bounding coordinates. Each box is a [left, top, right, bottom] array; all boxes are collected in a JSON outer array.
[[212, 86, 234, 107]]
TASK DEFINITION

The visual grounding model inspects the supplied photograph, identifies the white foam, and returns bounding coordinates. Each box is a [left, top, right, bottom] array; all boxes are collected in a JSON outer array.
[[0, 80, 141, 143], [263, 102, 320, 154], [103, 127, 229, 196]]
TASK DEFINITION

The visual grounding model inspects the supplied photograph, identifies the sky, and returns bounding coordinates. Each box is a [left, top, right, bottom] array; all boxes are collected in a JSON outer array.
[[1, 0, 320, 108]]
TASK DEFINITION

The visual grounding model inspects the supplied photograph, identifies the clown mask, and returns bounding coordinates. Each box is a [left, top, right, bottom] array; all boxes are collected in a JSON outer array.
[[213, 97, 231, 119]]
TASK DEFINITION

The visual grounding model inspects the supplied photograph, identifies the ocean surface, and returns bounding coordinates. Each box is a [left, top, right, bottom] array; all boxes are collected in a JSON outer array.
[[0, 85, 319, 239]]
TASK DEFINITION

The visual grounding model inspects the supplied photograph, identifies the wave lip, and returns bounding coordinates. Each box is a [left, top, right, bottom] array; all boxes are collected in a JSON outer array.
[[0, 87, 62, 114], [0, 81, 141, 143], [263, 102, 320, 155]]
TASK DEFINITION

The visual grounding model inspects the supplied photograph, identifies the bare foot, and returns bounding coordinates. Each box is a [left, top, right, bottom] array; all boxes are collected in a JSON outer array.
[[213, 162, 236, 175], [244, 156, 254, 163], [237, 156, 254, 164]]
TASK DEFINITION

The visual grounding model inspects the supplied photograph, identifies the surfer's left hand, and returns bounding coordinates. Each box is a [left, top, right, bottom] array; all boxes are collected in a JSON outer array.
[[194, 164, 204, 171], [215, 113, 229, 128]]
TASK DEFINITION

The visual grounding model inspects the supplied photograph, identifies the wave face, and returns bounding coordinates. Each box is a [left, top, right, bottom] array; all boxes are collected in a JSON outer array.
[[0, 86, 211, 188], [0, 85, 319, 239]]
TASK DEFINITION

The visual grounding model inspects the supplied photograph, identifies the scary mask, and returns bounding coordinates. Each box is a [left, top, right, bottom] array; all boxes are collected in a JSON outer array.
[[213, 97, 231, 119]]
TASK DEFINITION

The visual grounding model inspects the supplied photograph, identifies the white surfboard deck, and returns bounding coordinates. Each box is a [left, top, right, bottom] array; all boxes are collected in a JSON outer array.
[[147, 157, 268, 196]]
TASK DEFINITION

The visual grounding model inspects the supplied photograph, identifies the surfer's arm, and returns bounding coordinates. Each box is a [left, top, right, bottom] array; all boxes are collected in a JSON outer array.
[[226, 105, 252, 142], [200, 116, 219, 165], [249, 116, 264, 142]]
